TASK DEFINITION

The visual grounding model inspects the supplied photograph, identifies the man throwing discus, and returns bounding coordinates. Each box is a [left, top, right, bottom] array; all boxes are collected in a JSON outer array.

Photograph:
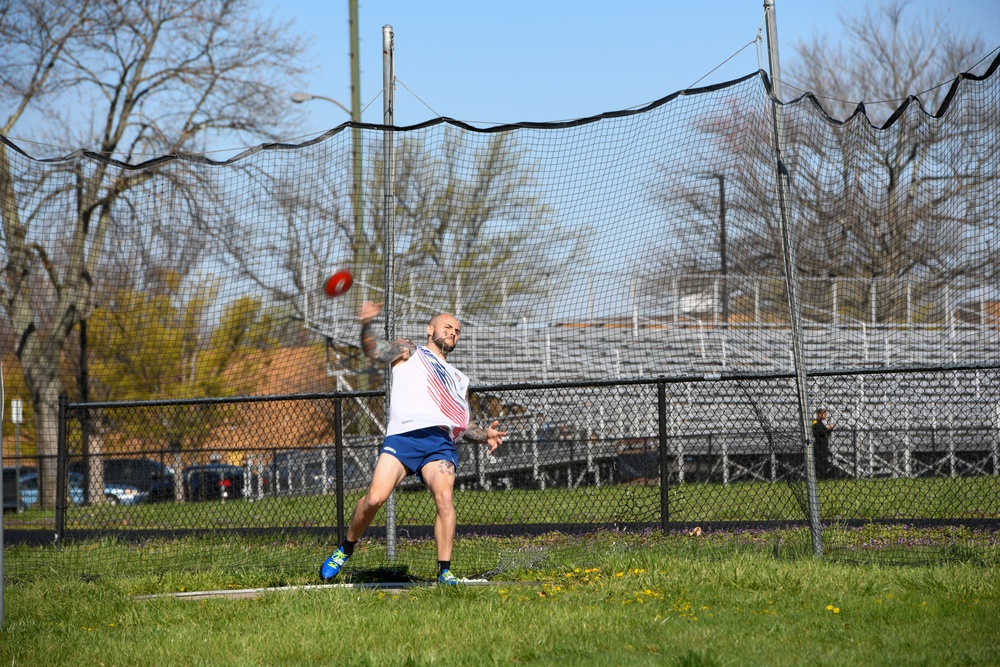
[[320, 301, 507, 585]]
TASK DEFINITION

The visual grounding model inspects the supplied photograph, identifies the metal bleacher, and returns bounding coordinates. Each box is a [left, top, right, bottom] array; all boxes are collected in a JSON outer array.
[[419, 319, 1000, 485]]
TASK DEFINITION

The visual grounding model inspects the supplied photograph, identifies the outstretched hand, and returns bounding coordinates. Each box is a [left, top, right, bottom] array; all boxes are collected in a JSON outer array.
[[486, 420, 507, 455], [358, 301, 383, 323]]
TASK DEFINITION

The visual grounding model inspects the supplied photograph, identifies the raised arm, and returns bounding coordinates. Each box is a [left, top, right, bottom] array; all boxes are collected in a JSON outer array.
[[358, 301, 414, 365]]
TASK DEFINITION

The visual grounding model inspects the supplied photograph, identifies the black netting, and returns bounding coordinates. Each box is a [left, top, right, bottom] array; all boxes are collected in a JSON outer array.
[[3, 53, 1000, 580]]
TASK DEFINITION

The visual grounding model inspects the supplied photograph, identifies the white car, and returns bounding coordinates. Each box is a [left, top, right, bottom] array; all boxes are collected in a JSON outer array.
[[17, 471, 149, 507]]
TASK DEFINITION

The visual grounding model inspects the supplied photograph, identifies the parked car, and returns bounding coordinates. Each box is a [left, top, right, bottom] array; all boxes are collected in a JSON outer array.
[[17, 470, 147, 507], [182, 464, 245, 501], [3, 466, 36, 512], [68, 457, 175, 502]]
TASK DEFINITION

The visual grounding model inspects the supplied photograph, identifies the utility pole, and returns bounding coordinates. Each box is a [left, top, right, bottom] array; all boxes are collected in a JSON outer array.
[[716, 174, 728, 328], [349, 0, 365, 276], [700, 173, 729, 327]]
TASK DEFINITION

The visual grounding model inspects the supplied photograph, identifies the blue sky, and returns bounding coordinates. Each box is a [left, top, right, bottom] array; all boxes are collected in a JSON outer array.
[[271, 0, 1000, 135]]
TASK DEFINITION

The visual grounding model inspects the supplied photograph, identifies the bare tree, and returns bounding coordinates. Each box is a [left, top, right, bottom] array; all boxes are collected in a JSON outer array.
[[217, 126, 588, 327], [784, 0, 997, 322], [0, 0, 308, 508], [388, 129, 587, 321], [641, 1, 998, 326], [786, 0, 988, 124]]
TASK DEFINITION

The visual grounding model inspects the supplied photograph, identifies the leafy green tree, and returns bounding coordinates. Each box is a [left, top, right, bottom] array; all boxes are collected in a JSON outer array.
[[84, 284, 274, 500]]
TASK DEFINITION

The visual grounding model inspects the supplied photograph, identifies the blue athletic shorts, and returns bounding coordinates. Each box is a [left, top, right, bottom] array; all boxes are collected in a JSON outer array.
[[380, 425, 459, 482]]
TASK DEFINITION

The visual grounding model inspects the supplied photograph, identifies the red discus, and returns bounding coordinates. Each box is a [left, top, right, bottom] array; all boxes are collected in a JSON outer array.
[[324, 269, 354, 297]]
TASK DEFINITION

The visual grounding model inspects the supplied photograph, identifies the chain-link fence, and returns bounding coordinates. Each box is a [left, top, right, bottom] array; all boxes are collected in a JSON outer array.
[[4, 51, 1000, 581], [4, 365, 997, 580]]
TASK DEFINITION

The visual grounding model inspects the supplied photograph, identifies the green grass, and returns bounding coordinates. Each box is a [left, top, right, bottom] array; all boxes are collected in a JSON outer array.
[[2, 531, 999, 666], [5, 476, 997, 532]]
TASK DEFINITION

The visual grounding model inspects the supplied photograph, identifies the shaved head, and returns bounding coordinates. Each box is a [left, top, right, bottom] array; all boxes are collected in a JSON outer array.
[[426, 313, 461, 356], [429, 313, 459, 329]]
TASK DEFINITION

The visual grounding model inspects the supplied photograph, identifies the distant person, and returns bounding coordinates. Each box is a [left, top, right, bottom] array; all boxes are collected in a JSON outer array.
[[812, 407, 836, 480], [320, 301, 506, 585]]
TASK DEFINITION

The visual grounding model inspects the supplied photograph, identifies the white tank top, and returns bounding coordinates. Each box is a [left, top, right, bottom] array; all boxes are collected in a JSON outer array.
[[386, 346, 470, 442]]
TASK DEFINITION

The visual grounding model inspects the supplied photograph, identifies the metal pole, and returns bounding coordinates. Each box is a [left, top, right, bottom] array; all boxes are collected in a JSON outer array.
[[80, 319, 90, 505], [764, 3, 784, 104], [1, 371, 5, 625], [658, 380, 669, 530], [334, 396, 345, 545], [349, 0, 365, 280], [13, 400, 21, 513], [765, 0, 823, 556], [717, 174, 729, 328], [56, 395, 68, 542], [382, 24, 397, 562], [382, 24, 396, 348], [700, 172, 729, 327]]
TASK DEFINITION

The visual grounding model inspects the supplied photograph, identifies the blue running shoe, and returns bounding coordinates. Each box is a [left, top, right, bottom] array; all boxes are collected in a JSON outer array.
[[320, 547, 350, 581], [437, 569, 460, 586]]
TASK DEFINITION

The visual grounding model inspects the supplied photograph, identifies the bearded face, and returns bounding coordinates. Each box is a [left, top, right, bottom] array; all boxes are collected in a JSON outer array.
[[427, 315, 460, 355]]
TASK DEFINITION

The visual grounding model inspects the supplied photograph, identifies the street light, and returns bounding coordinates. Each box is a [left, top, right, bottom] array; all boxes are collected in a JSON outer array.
[[290, 91, 352, 118]]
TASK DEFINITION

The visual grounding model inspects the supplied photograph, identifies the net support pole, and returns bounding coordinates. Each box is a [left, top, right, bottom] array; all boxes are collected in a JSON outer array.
[[765, 0, 824, 557], [382, 23, 398, 563]]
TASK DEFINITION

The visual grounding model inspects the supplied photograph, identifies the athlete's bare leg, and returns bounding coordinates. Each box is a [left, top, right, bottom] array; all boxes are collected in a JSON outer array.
[[346, 453, 408, 542], [421, 459, 457, 561]]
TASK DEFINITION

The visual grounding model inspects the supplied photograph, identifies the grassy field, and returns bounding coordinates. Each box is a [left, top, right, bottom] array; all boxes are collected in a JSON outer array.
[[2, 530, 999, 666], [5, 476, 998, 532]]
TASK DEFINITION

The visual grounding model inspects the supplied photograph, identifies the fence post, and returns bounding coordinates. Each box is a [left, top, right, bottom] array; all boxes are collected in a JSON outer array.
[[721, 434, 730, 485], [334, 395, 345, 546], [852, 428, 859, 478], [56, 395, 69, 542], [474, 425, 484, 490], [658, 380, 669, 530]]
